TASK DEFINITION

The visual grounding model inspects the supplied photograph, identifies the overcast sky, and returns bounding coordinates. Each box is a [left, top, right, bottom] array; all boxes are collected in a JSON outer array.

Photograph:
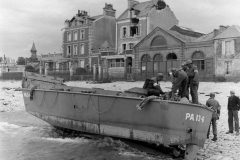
[[1, 0, 240, 59]]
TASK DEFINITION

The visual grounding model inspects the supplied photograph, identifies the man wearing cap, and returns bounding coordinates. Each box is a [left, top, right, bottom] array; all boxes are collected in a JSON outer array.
[[226, 90, 240, 135], [143, 73, 164, 96], [170, 68, 188, 99], [206, 92, 221, 141], [185, 60, 199, 104]]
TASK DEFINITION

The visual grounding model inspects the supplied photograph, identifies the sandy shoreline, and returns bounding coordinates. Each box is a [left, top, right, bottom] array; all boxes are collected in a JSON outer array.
[[1, 80, 240, 159]]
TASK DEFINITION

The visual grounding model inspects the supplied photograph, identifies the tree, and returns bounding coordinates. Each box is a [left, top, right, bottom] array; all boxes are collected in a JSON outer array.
[[17, 57, 26, 65], [0, 57, 2, 63]]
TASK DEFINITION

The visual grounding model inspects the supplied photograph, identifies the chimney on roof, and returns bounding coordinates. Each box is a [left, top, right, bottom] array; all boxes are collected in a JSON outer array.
[[219, 25, 228, 32], [103, 3, 116, 17], [77, 10, 88, 16], [213, 29, 219, 37], [128, 0, 139, 9]]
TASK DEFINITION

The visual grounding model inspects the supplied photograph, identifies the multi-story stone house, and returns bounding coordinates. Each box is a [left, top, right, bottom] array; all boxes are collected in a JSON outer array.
[[62, 3, 116, 72]]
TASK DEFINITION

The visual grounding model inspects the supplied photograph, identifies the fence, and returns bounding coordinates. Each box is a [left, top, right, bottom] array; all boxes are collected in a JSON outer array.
[[17, 57, 215, 82], [47, 69, 93, 81]]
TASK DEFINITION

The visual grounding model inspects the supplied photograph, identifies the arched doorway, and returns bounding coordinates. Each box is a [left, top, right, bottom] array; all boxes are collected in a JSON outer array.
[[141, 54, 152, 76], [166, 53, 177, 60], [166, 52, 178, 70], [126, 57, 132, 73], [153, 54, 163, 74]]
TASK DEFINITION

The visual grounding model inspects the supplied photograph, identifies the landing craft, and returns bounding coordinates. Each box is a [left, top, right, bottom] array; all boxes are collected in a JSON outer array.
[[21, 72, 213, 159]]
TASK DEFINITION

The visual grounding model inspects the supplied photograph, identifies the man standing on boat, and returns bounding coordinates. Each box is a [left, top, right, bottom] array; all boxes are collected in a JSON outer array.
[[184, 60, 199, 104], [143, 73, 164, 96], [226, 90, 240, 136], [206, 92, 221, 141], [170, 68, 188, 99]]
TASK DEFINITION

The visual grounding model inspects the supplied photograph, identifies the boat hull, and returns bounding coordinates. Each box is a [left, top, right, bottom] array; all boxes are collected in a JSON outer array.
[[22, 72, 213, 159], [22, 88, 212, 147]]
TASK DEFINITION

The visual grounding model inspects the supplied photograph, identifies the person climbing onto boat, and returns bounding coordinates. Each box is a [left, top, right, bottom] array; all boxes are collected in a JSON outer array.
[[170, 68, 188, 100], [184, 60, 199, 104], [143, 73, 165, 96], [206, 92, 221, 141]]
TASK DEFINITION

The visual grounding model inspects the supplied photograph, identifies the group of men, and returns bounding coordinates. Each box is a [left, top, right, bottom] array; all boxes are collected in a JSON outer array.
[[143, 59, 199, 103], [143, 59, 240, 142]]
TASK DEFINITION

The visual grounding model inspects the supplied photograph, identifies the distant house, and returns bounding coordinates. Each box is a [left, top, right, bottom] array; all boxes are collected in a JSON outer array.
[[62, 3, 116, 72], [213, 25, 240, 78], [39, 53, 65, 71]]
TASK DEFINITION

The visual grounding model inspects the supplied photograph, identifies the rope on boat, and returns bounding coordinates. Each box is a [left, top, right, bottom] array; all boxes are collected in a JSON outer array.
[[136, 96, 158, 111]]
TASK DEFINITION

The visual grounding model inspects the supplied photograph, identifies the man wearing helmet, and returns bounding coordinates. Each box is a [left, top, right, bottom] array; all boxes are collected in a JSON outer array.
[[143, 73, 165, 96], [206, 92, 221, 141], [184, 59, 199, 104]]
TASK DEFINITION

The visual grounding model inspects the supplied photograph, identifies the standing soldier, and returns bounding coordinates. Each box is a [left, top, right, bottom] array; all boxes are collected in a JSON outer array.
[[226, 91, 240, 136], [170, 68, 188, 99], [185, 60, 199, 104], [206, 93, 221, 141]]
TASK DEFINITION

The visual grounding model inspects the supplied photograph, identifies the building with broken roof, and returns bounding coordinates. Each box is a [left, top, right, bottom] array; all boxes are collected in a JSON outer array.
[[106, 0, 180, 79], [62, 3, 116, 72]]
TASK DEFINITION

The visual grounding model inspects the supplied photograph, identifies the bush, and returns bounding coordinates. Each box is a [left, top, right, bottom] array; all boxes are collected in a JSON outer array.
[[25, 65, 35, 72], [75, 67, 87, 75]]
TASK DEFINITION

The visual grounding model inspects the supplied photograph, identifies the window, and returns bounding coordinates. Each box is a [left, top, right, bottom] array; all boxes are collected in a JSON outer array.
[[108, 59, 124, 68], [74, 31, 78, 41], [80, 30, 85, 40], [79, 60, 84, 68], [122, 27, 127, 38], [122, 44, 126, 52], [67, 32, 71, 42], [225, 40, 234, 56], [73, 45, 78, 55], [80, 44, 84, 54], [67, 46, 71, 55], [130, 26, 139, 37], [129, 43, 134, 50], [151, 36, 167, 47]]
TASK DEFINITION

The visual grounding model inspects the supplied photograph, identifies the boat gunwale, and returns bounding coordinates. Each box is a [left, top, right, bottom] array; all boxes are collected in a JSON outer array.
[[21, 88, 213, 112]]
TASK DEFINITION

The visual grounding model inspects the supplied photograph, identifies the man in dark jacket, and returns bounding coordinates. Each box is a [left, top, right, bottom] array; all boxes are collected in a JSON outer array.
[[226, 90, 240, 136], [206, 93, 221, 141], [185, 60, 199, 104], [170, 68, 188, 99], [143, 73, 164, 96]]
